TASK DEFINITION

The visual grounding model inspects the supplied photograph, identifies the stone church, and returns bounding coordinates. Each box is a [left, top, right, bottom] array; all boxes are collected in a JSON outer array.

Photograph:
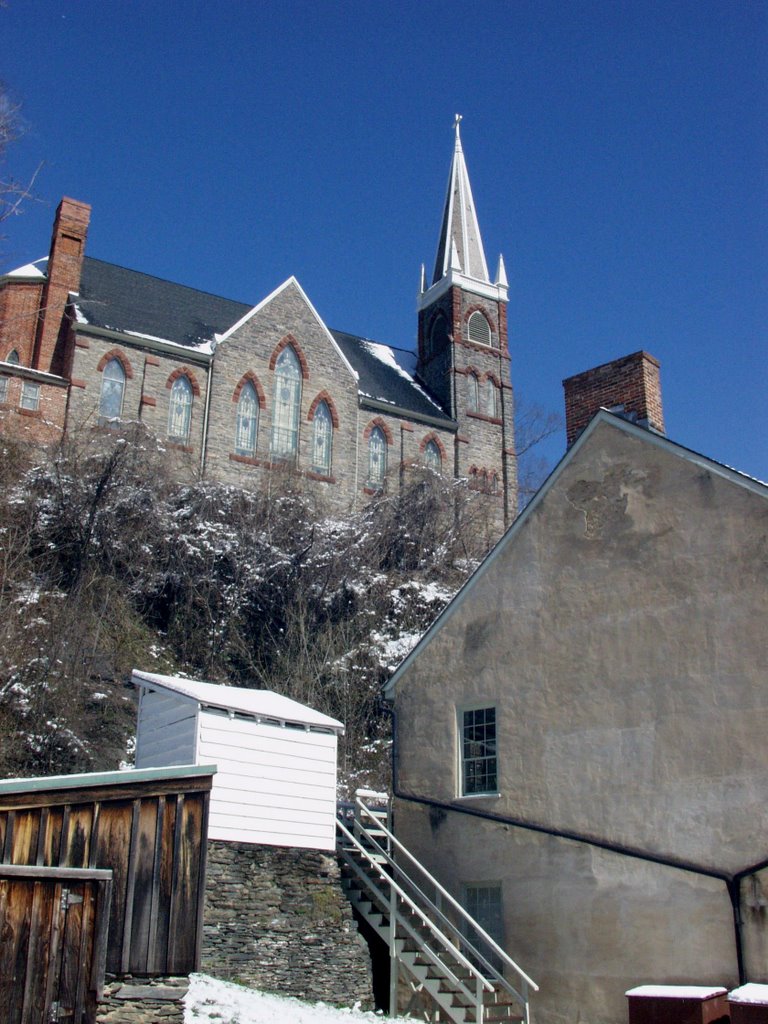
[[0, 120, 517, 529]]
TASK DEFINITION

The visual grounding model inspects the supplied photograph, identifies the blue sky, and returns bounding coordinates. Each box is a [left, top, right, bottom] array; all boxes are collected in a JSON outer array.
[[2, 0, 766, 480]]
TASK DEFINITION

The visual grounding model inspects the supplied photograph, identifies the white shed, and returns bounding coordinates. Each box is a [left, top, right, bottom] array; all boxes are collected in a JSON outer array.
[[132, 670, 344, 851]]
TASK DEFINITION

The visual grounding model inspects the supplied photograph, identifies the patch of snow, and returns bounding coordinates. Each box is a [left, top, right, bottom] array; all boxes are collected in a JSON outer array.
[[124, 330, 214, 354], [73, 304, 89, 324], [626, 986, 727, 999], [3, 257, 47, 279], [359, 341, 445, 412], [729, 984, 768, 1006], [184, 973, 407, 1024]]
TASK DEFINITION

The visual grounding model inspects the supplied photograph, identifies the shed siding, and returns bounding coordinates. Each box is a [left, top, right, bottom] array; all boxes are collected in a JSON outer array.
[[135, 689, 197, 769], [197, 713, 338, 850]]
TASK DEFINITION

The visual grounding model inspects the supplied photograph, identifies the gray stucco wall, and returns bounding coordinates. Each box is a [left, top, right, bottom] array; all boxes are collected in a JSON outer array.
[[391, 417, 768, 1024]]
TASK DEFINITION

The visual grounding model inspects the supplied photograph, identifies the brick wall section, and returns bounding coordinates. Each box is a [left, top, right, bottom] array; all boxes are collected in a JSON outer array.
[[563, 350, 664, 447], [0, 374, 68, 444], [33, 198, 90, 373], [0, 280, 44, 365], [206, 281, 361, 509], [201, 840, 373, 1007]]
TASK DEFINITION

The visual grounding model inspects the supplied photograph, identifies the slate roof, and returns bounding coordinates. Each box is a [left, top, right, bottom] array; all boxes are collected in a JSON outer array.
[[73, 257, 453, 425], [331, 330, 453, 425], [77, 257, 252, 351]]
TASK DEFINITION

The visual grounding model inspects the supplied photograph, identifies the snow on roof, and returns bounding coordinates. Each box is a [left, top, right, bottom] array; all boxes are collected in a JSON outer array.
[[132, 670, 344, 733], [625, 987, 727, 1000], [729, 985, 768, 1006], [0, 763, 215, 798], [2, 257, 48, 280], [359, 340, 444, 412]]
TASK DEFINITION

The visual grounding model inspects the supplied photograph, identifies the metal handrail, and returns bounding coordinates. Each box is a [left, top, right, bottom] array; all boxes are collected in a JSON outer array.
[[354, 793, 538, 995], [337, 814, 494, 995]]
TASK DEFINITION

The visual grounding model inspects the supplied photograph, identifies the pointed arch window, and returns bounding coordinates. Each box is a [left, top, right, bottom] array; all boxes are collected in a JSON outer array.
[[99, 358, 126, 426], [467, 372, 479, 412], [484, 379, 499, 418], [368, 426, 387, 487], [271, 346, 302, 461], [428, 313, 449, 360], [168, 375, 193, 442], [468, 311, 492, 347], [424, 439, 442, 474], [235, 381, 259, 456], [311, 400, 333, 476], [6, 350, 20, 365]]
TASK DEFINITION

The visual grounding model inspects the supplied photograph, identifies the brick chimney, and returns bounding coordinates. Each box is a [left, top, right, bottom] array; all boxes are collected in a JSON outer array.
[[33, 197, 91, 374], [562, 351, 664, 447]]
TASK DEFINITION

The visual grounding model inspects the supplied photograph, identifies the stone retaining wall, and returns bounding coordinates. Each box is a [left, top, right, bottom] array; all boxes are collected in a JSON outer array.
[[201, 840, 373, 1007], [96, 976, 187, 1024]]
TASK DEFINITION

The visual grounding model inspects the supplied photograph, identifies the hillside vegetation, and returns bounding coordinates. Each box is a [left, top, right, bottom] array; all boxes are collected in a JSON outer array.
[[0, 427, 499, 791]]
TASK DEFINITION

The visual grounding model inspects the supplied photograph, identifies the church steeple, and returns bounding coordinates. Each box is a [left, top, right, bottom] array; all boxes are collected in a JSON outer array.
[[416, 116, 516, 530], [432, 115, 490, 285]]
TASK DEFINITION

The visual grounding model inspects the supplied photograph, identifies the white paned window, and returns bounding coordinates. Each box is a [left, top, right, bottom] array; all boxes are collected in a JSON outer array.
[[460, 705, 497, 795], [0, 376, 8, 404], [368, 426, 387, 486], [235, 381, 259, 456], [99, 358, 126, 425], [168, 376, 193, 442], [424, 439, 441, 474], [271, 347, 302, 460], [462, 883, 504, 969], [311, 400, 333, 475], [20, 381, 40, 412], [468, 311, 491, 346], [467, 373, 479, 412], [484, 379, 498, 418]]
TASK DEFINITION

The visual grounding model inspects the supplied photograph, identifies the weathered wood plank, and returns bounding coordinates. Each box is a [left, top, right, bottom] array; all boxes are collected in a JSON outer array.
[[0, 877, 32, 1024], [90, 800, 132, 975], [166, 794, 184, 970], [120, 799, 141, 974], [170, 793, 203, 972], [128, 796, 159, 973], [11, 810, 40, 867], [57, 880, 85, 1023], [23, 880, 57, 1024]]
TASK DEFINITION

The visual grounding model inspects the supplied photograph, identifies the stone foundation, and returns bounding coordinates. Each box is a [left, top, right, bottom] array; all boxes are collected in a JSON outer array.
[[201, 840, 373, 1007], [96, 976, 187, 1024]]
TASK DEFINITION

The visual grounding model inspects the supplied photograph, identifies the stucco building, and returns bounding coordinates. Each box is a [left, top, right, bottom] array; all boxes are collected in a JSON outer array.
[[384, 352, 768, 1024], [0, 120, 516, 530]]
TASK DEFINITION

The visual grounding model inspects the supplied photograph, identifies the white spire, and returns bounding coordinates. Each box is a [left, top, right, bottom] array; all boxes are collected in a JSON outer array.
[[431, 115, 490, 286], [495, 253, 508, 288]]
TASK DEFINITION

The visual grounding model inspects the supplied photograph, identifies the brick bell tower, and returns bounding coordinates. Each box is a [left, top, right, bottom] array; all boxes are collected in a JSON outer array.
[[417, 115, 517, 525]]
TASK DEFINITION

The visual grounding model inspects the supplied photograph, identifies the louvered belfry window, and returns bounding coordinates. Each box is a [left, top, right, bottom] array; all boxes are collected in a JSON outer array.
[[271, 347, 302, 460], [468, 311, 492, 346]]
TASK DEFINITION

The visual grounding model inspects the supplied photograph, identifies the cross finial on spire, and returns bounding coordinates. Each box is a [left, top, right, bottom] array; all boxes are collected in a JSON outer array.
[[454, 113, 463, 142]]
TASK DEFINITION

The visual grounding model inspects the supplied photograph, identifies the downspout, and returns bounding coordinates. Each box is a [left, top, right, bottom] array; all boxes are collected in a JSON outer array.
[[199, 351, 214, 478], [388, 702, 748, 984]]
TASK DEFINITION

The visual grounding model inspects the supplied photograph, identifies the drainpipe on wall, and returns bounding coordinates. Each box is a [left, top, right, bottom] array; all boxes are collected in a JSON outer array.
[[199, 353, 214, 478]]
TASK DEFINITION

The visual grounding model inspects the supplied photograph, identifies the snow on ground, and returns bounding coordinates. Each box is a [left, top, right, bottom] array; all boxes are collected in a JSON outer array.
[[185, 974, 410, 1024]]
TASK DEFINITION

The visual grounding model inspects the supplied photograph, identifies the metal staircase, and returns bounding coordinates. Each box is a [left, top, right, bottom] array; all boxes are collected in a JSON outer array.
[[337, 790, 538, 1024]]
